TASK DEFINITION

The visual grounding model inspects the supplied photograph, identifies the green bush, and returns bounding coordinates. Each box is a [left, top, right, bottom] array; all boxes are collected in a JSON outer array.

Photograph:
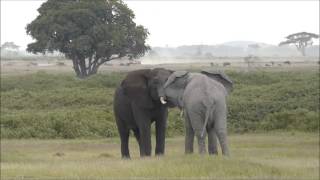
[[167, 109, 185, 137], [1, 108, 118, 139], [260, 108, 319, 131], [226, 70, 319, 132], [1, 70, 319, 138]]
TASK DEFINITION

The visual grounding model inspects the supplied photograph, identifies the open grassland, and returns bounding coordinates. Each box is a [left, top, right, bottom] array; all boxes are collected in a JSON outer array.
[[1, 133, 319, 179], [1, 62, 319, 179]]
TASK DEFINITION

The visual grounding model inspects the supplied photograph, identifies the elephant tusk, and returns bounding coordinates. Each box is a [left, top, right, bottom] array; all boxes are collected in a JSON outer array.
[[160, 97, 167, 104]]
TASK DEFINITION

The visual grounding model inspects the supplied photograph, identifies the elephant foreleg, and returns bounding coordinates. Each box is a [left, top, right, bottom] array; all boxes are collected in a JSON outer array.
[[132, 106, 152, 157], [139, 122, 152, 157], [155, 117, 167, 155], [119, 129, 130, 159], [115, 116, 131, 159]]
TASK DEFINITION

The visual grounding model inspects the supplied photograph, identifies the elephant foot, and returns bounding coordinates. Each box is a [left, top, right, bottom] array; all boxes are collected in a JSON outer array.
[[155, 152, 164, 156], [121, 155, 131, 159], [222, 151, 230, 157], [198, 150, 206, 155], [140, 155, 152, 158], [208, 147, 218, 155], [209, 151, 218, 156], [185, 147, 194, 154], [140, 151, 152, 157], [155, 147, 165, 155]]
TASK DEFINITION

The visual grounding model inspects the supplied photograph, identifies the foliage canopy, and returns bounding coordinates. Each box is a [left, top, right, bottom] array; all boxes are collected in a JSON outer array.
[[1, 42, 20, 50], [26, 0, 150, 78], [279, 32, 319, 56]]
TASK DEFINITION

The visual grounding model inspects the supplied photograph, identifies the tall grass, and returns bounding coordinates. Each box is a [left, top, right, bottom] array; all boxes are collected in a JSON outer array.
[[1, 70, 319, 138]]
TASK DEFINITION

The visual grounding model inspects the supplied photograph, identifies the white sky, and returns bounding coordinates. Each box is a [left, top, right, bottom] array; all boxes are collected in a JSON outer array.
[[1, 0, 319, 49]]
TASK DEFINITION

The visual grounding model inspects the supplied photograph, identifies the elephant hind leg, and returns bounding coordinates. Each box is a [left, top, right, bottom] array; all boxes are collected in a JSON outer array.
[[208, 128, 218, 155], [185, 109, 206, 154], [184, 112, 194, 154], [215, 128, 229, 156], [213, 104, 230, 156], [196, 134, 207, 154]]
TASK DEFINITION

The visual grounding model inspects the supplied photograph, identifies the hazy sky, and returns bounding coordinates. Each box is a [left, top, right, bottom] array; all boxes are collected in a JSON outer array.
[[1, 0, 319, 49]]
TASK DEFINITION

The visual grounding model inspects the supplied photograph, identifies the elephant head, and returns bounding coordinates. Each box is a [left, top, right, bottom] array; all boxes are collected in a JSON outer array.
[[160, 71, 189, 107], [160, 70, 233, 106], [121, 68, 173, 108]]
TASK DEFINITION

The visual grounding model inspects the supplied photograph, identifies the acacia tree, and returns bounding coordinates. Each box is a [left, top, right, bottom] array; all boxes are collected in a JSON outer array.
[[248, 43, 260, 54], [279, 32, 319, 56], [1, 42, 20, 50], [26, 0, 150, 78]]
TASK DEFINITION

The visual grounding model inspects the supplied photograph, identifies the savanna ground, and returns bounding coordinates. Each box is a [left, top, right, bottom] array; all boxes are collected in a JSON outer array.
[[1, 133, 319, 179], [1, 58, 319, 179]]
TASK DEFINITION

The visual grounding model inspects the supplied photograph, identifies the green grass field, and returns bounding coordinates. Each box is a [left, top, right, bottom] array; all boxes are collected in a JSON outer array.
[[1, 64, 319, 179], [1, 69, 319, 138], [1, 132, 319, 179]]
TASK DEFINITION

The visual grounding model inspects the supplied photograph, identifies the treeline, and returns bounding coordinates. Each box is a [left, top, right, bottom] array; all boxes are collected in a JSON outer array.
[[147, 44, 320, 58], [1, 70, 318, 138], [0, 50, 66, 61]]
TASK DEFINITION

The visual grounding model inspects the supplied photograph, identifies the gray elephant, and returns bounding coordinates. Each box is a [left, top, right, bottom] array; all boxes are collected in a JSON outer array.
[[160, 70, 233, 156]]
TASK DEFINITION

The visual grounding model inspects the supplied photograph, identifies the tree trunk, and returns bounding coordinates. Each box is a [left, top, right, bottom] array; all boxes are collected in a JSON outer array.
[[72, 57, 107, 78], [79, 58, 87, 77], [300, 47, 306, 56], [72, 58, 88, 78], [297, 42, 306, 56], [89, 66, 98, 76], [72, 59, 82, 78]]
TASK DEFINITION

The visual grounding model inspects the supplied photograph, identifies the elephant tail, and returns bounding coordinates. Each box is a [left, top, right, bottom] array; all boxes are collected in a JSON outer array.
[[200, 104, 214, 138]]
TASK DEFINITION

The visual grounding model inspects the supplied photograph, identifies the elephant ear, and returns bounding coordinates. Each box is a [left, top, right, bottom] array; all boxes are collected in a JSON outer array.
[[121, 69, 154, 109], [164, 71, 189, 88], [201, 70, 233, 94]]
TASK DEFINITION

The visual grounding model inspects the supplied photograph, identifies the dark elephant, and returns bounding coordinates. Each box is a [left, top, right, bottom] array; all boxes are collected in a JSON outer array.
[[113, 68, 173, 158]]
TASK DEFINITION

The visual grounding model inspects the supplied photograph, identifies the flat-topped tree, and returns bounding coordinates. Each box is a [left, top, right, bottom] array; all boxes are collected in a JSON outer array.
[[26, 0, 150, 78], [279, 32, 319, 56], [1, 42, 20, 50]]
